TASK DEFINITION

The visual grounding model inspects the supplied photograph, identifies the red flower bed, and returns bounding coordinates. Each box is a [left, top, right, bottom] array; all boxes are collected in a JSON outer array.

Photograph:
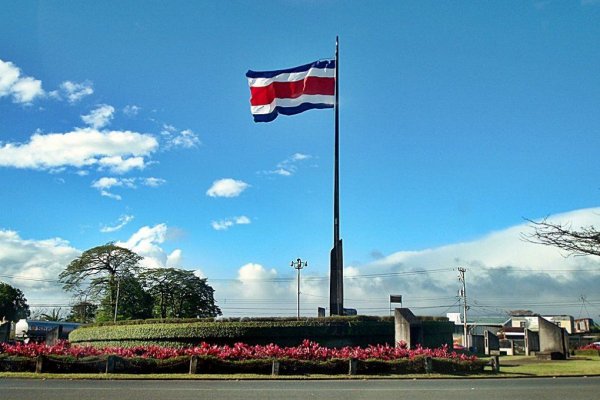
[[578, 343, 600, 351], [0, 339, 477, 362]]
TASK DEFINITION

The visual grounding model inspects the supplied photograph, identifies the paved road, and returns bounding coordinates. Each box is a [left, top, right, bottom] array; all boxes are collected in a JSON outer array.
[[1, 377, 599, 400]]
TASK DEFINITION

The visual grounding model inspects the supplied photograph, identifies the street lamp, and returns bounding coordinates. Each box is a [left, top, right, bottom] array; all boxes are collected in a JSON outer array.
[[291, 258, 307, 320]]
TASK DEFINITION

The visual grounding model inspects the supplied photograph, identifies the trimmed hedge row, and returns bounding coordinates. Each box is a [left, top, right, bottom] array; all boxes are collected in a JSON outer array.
[[69, 317, 396, 348], [0, 354, 487, 375]]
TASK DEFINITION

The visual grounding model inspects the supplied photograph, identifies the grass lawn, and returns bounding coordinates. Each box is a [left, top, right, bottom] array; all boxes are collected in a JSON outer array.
[[493, 354, 600, 377]]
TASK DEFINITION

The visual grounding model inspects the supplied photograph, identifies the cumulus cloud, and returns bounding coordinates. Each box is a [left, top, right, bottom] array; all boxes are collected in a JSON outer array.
[[166, 249, 183, 268], [211, 216, 251, 231], [0, 229, 79, 303], [0, 128, 158, 174], [0, 59, 44, 104], [0, 224, 187, 307], [338, 208, 600, 317], [59, 80, 93, 103], [206, 178, 249, 198], [81, 104, 115, 129], [211, 208, 600, 317], [261, 153, 312, 176], [100, 214, 135, 233], [91, 176, 165, 200], [116, 224, 182, 270]]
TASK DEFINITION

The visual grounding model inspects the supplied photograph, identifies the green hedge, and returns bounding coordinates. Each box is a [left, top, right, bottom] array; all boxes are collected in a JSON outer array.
[[70, 317, 395, 348]]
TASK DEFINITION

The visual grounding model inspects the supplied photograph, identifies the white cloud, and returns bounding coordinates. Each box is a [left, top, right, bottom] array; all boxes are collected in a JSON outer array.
[[81, 104, 115, 129], [211, 216, 251, 231], [262, 153, 312, 176], [209, 263, 292, 315], [212, 208, 600, 317], [59, 80, 93, 103], [160, 124, 201, 149], [291, 153, 310, 161], [170, 129, 201, 148], [3, 209, 600, 318], [206, 178, 249, 198], [0, 128, 158, 174], [161, 124, 177, 134], [0, 225, 187, 307], [97, 155, 146, 174], [142, 177, 166, 187], [92, 177, 125, 190], [0, 59, 44, 104], [99, 190, 122, 201], [91, 176, 164, 200], [0, 229, 79, 303], [166, 249, 183, 268], [100, 215, 135, 233], [117, 224, 182, 270], [123, 104, 141, 117]]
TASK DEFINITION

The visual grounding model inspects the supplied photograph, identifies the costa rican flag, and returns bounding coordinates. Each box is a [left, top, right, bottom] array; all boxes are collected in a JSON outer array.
[[246, 59, 336, 123]]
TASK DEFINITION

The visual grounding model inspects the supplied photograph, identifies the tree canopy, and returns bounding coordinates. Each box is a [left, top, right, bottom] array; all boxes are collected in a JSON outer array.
[[0, 282, 30, 322], [96, 273, 153, 322], [141, 268, 221, 318], [60, 243, 222, 322], [67, 300, 97, 324], [59, 243, 143, 321]]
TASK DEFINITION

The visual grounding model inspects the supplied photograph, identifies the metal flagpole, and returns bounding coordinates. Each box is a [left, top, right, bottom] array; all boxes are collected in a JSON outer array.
[[329, 36, 344, 316]]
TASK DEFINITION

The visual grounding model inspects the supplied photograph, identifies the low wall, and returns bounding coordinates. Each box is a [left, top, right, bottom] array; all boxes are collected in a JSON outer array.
[[394, 309, 453, 349]]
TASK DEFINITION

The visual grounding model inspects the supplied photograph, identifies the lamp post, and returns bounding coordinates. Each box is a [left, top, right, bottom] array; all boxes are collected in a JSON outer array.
[[291, 258, 307, 320]]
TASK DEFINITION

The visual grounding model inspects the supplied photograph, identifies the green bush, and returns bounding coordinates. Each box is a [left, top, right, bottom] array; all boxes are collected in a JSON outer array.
[[70, 317, 395, 348]]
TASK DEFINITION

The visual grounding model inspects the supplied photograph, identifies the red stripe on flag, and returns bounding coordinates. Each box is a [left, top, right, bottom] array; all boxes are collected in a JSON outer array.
[[250, 77, 335, 106]]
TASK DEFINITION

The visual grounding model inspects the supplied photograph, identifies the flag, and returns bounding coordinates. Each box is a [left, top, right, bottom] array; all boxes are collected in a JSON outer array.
[[246, 59, 335, 123]]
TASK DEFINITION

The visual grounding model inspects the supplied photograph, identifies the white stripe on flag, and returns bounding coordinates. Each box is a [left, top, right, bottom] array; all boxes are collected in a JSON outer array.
[[248, 68, 335, 87], [250, 94, 335, 115]]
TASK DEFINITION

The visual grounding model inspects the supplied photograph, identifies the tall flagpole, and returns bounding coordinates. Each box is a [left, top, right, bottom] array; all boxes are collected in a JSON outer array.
[[330, 36, 344, 316]]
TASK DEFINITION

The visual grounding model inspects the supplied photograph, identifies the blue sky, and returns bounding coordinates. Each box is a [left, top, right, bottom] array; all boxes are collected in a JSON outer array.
[[1, 1, 600, 319]]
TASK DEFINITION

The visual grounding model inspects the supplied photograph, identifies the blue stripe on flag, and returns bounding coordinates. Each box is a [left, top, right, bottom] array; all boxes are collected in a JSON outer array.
[[252, 102, 334, 123], [246, 60, 335, 79]]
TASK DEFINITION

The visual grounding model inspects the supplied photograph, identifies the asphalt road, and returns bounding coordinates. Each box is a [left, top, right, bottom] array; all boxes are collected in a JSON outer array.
[[1, 377, 599, 400]]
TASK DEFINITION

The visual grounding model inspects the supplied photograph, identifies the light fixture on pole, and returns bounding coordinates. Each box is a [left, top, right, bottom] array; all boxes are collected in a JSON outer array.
[[291, 258, 307, 320]]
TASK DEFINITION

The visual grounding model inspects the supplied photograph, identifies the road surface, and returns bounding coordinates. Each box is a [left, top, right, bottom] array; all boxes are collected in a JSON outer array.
[[1, 377, 599, 400]]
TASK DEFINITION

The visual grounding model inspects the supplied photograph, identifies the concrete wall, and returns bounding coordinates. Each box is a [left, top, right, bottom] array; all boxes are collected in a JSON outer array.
[[0, 321, 10, 343], [471, 334, 485, 354], [544, 315, 574, 334], [499, 339, 514, 356], [484, 330, 500, 355], [394, 308, 420, 348], [525, 329, 540, 356], [394, 308, 453, 349], [538, 316, 569, 359]]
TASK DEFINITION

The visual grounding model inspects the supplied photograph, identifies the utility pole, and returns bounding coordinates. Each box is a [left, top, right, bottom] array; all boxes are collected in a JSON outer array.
[[114, 277, 121, 323], [291, 258, 307, 320], [458, 267, 468, 349]]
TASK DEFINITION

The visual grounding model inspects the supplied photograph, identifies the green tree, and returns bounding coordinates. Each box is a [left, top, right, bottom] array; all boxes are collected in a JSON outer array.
[[141, 268, 221, 318], [0, 282, 30, 322], [67, 300, 97, 324], [38, 307, 66, 321], [59, 243, 143, 321], [95, 274, 153, 321]]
